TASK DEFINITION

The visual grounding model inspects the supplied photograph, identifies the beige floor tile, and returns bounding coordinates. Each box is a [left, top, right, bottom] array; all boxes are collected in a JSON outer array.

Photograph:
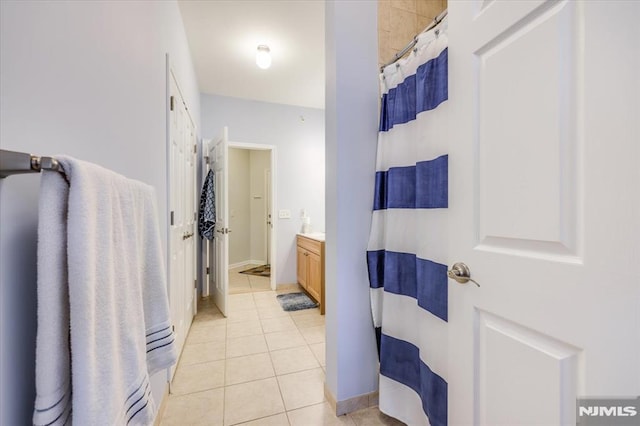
[[276, 368, 325, 411], [288, 307, 321, 317], [226, 334, 268, 358], [223, 377, 285, 426], [187, 323, 227, 345], [264, 329, 307, 351], [171, 359, 225, 395], [249, 275, 270, 284], [275, 284, 301, 294], [257, 306, 290, 320], [250, 281, 272, 292], [249, 276, 271, 291], [227, 320, 264, 339], [270, 346, 320, 376], [229, 274, 250, 285], [193, 308, 224, 318], [227, 308, 260, 323], [228, 294, 257, 312], [348, 407, 405, 426], [287, 402, 355, 426], [191, 315, 227, 329], [229, 274, 250, 283], [291, 313, 325, 329], [161, 388, 224, 426], [254, 297, 282, 310], [309, 342, 325, 367], [229, 273, 250, 281], [197, 299, 223, 311], [193, 310, 228, 325], [229, 284, 254, 295], [229, 275, 252, 295], [235, 413, 290, 425], [228, 292, 256, 303], [225, 352, 275, 385], [180, 340, 226, 366], [299, 325, 325, 344], [252, 291, 278, 302], [260, 316, 297, 334]]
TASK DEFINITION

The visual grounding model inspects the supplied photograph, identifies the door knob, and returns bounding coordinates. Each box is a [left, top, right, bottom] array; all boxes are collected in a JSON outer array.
[[447, 262, 480, 287]]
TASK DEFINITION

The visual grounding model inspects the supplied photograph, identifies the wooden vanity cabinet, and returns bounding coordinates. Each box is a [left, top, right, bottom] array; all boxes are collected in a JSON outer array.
[[296, 235, 325, 314]]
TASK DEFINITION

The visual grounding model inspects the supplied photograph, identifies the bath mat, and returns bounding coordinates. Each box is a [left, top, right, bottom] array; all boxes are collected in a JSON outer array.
[[240, 264, 270, 277], [276, 292, 318, 312]]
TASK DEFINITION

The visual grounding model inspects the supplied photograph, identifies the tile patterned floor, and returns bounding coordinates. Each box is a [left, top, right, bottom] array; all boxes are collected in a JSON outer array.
[[160, 271, 404, 426], [228, 265, 272, 294]]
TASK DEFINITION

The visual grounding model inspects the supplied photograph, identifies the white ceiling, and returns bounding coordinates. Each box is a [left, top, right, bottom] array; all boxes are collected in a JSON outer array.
[[178, 0, 325, 110]]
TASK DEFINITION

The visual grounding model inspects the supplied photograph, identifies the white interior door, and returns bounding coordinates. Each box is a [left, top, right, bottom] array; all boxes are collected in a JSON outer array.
[[169, 70, 196, 379], [208, 128, 229, 316], [448, 1, 640, 425]]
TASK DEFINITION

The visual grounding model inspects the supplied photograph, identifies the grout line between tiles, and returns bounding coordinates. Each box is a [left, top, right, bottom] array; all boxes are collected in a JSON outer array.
[[165, 272, 328, 425]]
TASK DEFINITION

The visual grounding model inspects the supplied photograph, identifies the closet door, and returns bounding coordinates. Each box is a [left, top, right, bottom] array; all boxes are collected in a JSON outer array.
[[168, 69, 197, 379]]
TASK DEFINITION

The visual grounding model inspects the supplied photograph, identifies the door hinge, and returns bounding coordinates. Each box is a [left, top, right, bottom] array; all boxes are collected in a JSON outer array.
[[170, 211, 174, 225], [194, 212, 197, 221], [193, 144, 197, 154], [194, 279, 197, 289], [206, 267, 210, 275], [204, 155, 210, 163], [170, 96, 174, 111], [172, 324, 175, 332]]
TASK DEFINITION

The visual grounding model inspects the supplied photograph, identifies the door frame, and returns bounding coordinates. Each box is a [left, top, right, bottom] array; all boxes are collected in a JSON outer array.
[[228, 141, 277, 291]]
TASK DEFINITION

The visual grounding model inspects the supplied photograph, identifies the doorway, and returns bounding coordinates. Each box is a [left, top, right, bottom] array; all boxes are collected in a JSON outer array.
[[227, 143, 276, 294]]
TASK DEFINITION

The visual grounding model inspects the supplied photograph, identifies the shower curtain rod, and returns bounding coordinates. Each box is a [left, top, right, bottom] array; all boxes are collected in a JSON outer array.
[[380, 8, 448, 73], [0, 149, 61, 178]]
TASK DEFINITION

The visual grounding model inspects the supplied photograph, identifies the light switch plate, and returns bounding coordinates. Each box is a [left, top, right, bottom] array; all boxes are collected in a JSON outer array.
[[279, 209, 291, 219]]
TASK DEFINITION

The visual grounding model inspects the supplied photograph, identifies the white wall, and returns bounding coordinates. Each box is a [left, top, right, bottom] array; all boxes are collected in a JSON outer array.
[[325, 0, 380, 404], [227, 148, 271, 267], [0, 1, 200, 423], [249, 150, 270, 263], [228, 148, 251, 265], [201, 95, 325, 285]]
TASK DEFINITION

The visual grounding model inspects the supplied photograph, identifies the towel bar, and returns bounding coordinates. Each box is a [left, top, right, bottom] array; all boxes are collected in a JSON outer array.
[[0, 149, 60, 178]]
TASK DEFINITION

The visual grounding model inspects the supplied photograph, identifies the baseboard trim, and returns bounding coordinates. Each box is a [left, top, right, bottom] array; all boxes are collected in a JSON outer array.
[[324, 383, 379, 416]]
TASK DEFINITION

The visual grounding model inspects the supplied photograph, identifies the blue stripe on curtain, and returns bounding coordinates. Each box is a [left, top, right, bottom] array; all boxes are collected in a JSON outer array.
[[379, 48, 448, 132], [373, 155, 448, 210], [380, 334, 447, 426], [367, 250, 448, 321]]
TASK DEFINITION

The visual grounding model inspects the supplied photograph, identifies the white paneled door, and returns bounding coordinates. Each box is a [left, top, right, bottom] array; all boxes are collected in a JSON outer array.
[[208, 128, 229, 316], [169, 70, 197, 380], [448, 1, 639, 424]]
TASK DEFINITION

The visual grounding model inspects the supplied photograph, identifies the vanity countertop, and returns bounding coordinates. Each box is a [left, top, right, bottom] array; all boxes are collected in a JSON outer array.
[[297, 232, 325, 242]]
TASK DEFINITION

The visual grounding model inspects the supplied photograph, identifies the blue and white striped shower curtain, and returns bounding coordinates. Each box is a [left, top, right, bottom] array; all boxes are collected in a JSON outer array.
[[367, 18, 449, 426]]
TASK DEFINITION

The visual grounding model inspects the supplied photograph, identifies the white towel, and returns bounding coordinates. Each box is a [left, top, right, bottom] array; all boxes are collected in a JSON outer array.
[[34, 168, 72, 426], [34, 157, 177, 426]]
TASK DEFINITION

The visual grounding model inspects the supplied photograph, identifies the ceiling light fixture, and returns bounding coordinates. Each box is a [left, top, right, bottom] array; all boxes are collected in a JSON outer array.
[[256, 45, 271, 69]]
